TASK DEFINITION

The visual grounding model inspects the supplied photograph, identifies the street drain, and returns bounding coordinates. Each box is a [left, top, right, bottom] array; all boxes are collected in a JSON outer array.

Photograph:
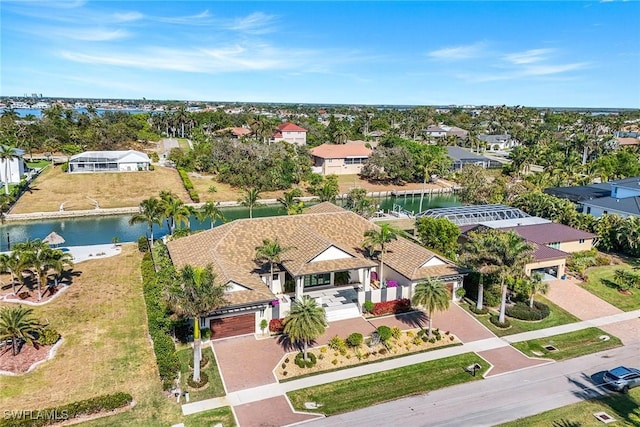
[[544, 345, 558, 352]]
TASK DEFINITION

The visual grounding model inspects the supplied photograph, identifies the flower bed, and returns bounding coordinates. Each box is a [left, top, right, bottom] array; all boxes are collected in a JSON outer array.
[[367, 298, 412, 317], [269, 318, 284, 334], [276, 328, 460, 380]]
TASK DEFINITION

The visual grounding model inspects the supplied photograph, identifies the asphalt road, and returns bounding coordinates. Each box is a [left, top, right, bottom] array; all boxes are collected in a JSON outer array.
[[304, 343, 640, 427]]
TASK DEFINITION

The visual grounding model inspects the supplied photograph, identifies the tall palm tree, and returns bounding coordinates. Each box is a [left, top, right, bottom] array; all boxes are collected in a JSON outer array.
[[166, 264, 228, 383], [277, 189, 304, 215], [283, 296, 327, 361], [197, 201, 225, 229], [0, 252, 25, 295], [0, 144, 19, 195], [239, 188, 261, 219], [412, 278, 450, 338], [0, 305, 43, 356], [255, 238, 294, 291], [160, 192, 193, 234], [129, 197, 164, 247], [362, 224, 401, 286], [459, 230, 501, 310], [48, 249, 74, 287]]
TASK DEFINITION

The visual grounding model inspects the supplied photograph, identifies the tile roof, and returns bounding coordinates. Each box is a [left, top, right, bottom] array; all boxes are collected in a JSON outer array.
[[167, 204, 463, 306], [500, 223, 596, 245], [277, 122, 307, 132], [309, 143, 372, 159], [617, 137, 640, 146]]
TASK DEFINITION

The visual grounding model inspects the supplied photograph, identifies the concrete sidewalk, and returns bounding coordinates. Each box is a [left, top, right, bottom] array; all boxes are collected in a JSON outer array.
[[182, 308, 640, 416]]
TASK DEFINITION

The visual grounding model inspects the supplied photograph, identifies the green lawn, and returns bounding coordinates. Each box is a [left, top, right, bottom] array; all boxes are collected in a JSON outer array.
[[26, 159, 50, 169], [183, 407, 236, 427], [287, 353, 489, 416], [177, 138, 191, 151], [582, 263, 640, 311], [177, 347, 225, 401], [499, 387, 640, 427], [512, 327, 623, 361], [463, 296, 580, 337]]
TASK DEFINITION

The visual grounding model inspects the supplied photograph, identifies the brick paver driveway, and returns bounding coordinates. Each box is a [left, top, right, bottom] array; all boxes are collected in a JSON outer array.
[[234, 396, 322, 427], [368, 303, 496, 343], [547, 277, 622, 320], [600, 319, 640, 345], [479, 347, 550, 377]]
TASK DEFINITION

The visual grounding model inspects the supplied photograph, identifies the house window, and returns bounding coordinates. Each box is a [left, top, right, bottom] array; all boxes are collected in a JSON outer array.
[[344, 157, 366, 165], [579, 239, 585, 244], [272, 273, 279, 281], [548, 242, 561, 249], [303, 273, 331, 288]]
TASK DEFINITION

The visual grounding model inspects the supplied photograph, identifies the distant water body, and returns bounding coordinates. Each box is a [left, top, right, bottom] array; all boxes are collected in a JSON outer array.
[[1, 107, 150, 118]]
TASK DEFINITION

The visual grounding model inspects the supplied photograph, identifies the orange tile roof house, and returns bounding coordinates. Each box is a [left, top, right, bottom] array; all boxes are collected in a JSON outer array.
[[166, 203, 464, 339], [271, 122, 307, 145], [309, 142, 372, 175]]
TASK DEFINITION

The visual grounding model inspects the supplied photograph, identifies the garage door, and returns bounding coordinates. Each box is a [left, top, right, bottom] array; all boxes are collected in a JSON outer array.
[[210, 313, 255, 339]]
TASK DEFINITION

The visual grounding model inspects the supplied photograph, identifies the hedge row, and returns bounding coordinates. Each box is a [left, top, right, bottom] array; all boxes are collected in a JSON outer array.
[[141, 252, 180, 389], [0, 392, 132, 427], [370, 298, 412, 316], [505, 301, 550, 321], [178, 168, 200, 202]]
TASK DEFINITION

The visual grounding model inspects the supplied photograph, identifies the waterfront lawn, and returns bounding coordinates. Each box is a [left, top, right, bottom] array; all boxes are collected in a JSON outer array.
[[0, 245, 185, 427], [287, 353, 488, 416], [11, 165, 191, 213], [463, 296, 580, 337], [187, 173, 301, 203], [177, 347, 225, 401], [499, 387, 640, 427], [512, 327, 623, 361], [582, 263, 640, 311], [182, 407, 236, 427]]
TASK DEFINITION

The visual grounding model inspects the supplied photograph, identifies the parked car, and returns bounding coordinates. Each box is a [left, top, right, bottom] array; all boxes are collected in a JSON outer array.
[[603, 366, 640, 393]]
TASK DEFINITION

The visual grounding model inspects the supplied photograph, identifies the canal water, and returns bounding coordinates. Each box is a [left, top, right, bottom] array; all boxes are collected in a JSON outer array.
[[0, 194, 458, 250]]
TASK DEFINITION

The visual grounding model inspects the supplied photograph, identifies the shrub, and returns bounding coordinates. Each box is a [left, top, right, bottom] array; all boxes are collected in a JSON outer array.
[[60, 162, 69, 172], [429, 337, 436, 343], [281, 363, 286, 370], [505, 301, 550, 321], [469, 305, 490, 315], [412, 336, 422, 346], [489, 315, 511, 329], [148, 164, 155, 171], [320, 347, 327, 354], [269, 318, 284, 334], [378, 348, 387, 355], [137, 236, 149, 252], [188, 189, 200, 203], [200, 328, 211, 340], [346, 332, 364, 347], [363, 300, 374, 313], [391, 326, 402, 339], [187, 371, 209, 388], [38, 327, 60, 345], [377, 326, 392, 342], [370, 298, 412, 316], [0, 393, 133, 427], [188, 353, 210, 369], [295, 352, 317, 368], [283, 371, 288, 376], [332, 359, 338, 365], [328, 336, 347, 352]]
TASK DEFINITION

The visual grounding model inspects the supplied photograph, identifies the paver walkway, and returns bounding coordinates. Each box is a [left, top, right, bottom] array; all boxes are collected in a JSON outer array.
[[547, 277, 622, 320], [479, 347, 550, 377]]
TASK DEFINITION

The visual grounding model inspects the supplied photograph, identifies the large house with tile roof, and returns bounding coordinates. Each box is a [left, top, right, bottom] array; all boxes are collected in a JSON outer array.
[[166, 203, 465, 339], [309, 142, 372, 175], [271, 122, 307, 145]]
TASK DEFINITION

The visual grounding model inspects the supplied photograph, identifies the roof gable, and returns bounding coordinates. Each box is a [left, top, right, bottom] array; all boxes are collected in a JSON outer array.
[[309, 143, 372, 159], [309, 245, 353, 263], [277, 122, 307, 132]]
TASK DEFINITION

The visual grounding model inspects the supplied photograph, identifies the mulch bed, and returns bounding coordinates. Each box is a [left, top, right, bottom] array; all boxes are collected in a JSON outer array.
[[0, 342, 52, 374], [2, 285, 64, 304]]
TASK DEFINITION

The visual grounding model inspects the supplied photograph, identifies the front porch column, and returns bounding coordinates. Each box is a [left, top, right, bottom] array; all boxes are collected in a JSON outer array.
[[330, 272, 335, 286], [295, 277, 304, 301], [363, 268, 371, 291]]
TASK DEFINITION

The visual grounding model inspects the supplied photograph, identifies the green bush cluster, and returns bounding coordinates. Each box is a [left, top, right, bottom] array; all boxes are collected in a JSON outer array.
[[38, 327, 60, 346], [295, 351, 317, 368], [376, 326, 392, 342], [137, 236, 149, 252], [141, 252, 180, 389], [390, 326, 402, 339], [567, 249, 610, 274], [489, 315, 511, 329], [505, 301, 550, 321], [614, 269, 640, 291], [177, 168, 200, 202], [0, 393, 133, 427], [363, 300, 374, 313], [469, 305, 490, 315], [328, 336, 347, 353], [346, 332, 363, 347]]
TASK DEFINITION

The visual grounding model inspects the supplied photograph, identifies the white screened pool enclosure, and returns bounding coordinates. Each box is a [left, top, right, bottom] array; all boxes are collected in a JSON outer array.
[[68, 150, 151, 173]]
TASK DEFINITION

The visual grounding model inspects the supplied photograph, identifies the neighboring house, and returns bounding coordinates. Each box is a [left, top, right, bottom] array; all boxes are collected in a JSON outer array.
[[425, 125, 469, 139], [615, 137, 640, 148], [68, 150, 151, 173], [575, 176, 640, 218], [215, 127, 251, 139], [309, 142, 372, 175], [166, 202, 465, 339], [425, 125, 448, 138], [0, 146, 26, 184], [271, 122, 307, 145], [478, 134, 517, 151], [446, 146, 498, 170]]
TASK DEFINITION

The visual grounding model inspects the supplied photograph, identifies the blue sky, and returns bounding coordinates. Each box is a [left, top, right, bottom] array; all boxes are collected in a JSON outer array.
[[1, 1, 639, 108]]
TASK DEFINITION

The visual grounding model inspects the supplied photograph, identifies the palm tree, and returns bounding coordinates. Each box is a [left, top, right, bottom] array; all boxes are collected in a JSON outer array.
[[239, 188, 261, 219], [48, 249, 74, 287], [459, 230, 501, 310], [166, 264, 228, 383], [0, 194, 13, 223], [255, 238, 294, 291], [160, 192, 193, 234], [283, 296, 327, 361], [277, 189, 304, 215], [129, 197, 164, 247], [0, 305, 43, 356], [362, 224, 401, 286], [412, 278, 450, 338], [197, 201, 225, 229], [0, 252, 24, 295], [0, 144, 19, 195], [527, 272, 548, 308]]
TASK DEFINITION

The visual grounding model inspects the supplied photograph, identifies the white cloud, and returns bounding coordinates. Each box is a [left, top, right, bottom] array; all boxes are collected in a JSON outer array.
[[55, 28, 130, 41], [112, 12, 144, 23], [225, 12, 278, 34], [427, 42, 486, 60], [504, 48, 554, 64]]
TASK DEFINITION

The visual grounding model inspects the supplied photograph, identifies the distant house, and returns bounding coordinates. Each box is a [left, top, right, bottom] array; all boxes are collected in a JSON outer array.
[[271, 122, 307, 145], [446, 146, 498, 170], [0, 146, 26, 184], [425, 125, 469, 140], [216, 127, 251, 139], [68, 150, 151, 173], [478, 134, 517, 151], [309, 142, 372, 175]]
